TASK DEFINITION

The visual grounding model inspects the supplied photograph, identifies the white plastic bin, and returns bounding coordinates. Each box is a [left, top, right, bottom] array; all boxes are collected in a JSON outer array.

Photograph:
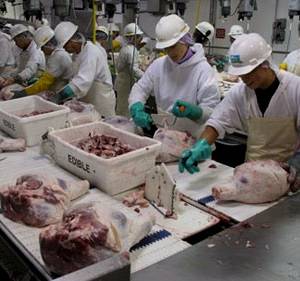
[[47, 121, 161, 195], [0, 96, 70, 146]]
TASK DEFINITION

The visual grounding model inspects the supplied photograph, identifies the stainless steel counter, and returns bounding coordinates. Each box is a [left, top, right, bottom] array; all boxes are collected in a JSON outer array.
[[132, 193, 300, 281]]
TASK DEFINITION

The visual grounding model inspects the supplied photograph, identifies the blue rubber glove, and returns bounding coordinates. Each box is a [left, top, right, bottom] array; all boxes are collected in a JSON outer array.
[[130, 102, 153, 130], [171, 100, 203, 121], [12, 90, 28, 99], [57, 85, 75, 103], [179, 139, 212, 174]]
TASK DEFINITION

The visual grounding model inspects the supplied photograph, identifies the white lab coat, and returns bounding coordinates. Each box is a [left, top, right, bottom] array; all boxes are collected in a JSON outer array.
[[69, 41, 116, 117], [0, 31, 15, 76], [283, 49, 300, 75], [14, 40, 45, 81], [206, 70, 300, 139], [129, 45, 220, 123], [115, 44, 144, 116], [95, 42, 108, 60], [46, 48, 73, 91]]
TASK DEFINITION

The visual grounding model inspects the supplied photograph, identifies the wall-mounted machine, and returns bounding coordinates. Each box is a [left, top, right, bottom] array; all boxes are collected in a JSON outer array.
[[23, 0, 42, 20], [288, 0, 300, 19], [53, 0, 71, 18], [219, 0, 231, 18], [238, 0, 257, 21]]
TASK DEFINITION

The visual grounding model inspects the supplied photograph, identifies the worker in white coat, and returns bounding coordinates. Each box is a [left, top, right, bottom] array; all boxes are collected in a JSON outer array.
[[54, 21, 116, 117], [282, 49, 300, 76], [95, 25, 108, 59], [228, 25, 244, 44], [0, 26, 16, 77], [193, 21, 214, 46], [129, 14, 220, 130], [1, 24, 45, 87], [179, 33, 300, 174], [8, 26, 73, 99], [115, 23, 144, 116]]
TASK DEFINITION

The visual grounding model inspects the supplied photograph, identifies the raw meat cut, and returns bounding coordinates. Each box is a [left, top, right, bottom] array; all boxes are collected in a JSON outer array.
[[0, 136, 26, 152], [122, 189, 149, 208], [75, 132, 134, 159], [40, 202, 155, 275], [0, 84, 24, 100], [103, 116, 137, 134], [0, 174, 89, 227], [18, 109, 54, 118], [64, 100, 100, 126], [153, 128, 195, 163], [212, 160, 290, 203]]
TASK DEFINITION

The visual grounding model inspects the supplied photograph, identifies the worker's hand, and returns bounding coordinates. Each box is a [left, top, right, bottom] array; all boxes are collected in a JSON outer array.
[[130, 102, 153, 130], [171, 100, 203, 121], [179, 139, 212, 174], [26, 77, 39, 86], [11, 90, 28, 99], [57, 85, 75, 104], [2, 77, 15, 87]]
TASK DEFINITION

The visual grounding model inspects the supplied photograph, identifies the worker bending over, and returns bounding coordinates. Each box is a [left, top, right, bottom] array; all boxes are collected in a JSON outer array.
[[179, 33, 300, 174]]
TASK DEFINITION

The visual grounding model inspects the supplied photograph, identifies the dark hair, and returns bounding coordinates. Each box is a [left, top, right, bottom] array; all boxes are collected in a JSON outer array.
[[193, 29, 210, 45]]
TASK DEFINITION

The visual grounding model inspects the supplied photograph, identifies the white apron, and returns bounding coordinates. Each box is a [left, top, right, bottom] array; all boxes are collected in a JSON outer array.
[[246, 84, 297, 162], [80, 81, 116, 117]]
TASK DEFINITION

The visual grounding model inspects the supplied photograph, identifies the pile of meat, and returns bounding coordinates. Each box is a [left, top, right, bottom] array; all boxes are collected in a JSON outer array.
[[0, 136, 26, 152], [0, 174, 89, 227], [18, 109, 54, 118], [75, 133, 134, 159], [40, 202, 155, 275], [0, 84, 24, 101], [212, 160, 292, 204], [153, 128, 195, 163]]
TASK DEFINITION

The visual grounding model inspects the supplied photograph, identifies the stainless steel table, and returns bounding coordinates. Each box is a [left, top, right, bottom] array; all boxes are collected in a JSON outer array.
[[132, 193, 300, 281]]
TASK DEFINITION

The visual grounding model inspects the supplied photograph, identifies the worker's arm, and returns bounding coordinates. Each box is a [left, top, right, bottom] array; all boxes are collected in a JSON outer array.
[[24, 72, 56, 95], [200, 126, 219, 144], [128, 60, 156, 108]]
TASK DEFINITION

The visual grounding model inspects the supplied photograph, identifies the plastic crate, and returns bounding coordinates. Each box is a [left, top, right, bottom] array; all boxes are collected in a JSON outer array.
[[0, 96, 70, 146], [47, 121, 162, 195]]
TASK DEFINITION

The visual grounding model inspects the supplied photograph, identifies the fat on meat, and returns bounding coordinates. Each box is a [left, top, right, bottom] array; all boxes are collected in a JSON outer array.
[[0, 174, 89, 227], [64, 100, 100, 126], [75, 132, 134, 159], [0, 136, 26, 152], [0, 84, 24, 100], [103, 116, 137, 134], [212, 160, 290, 203], [123, 189, 149, 208], [40, 202, 155, 275], [153, 128, 195, 163]]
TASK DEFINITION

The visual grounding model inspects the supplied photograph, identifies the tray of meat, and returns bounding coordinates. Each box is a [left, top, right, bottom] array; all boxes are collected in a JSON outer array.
[[0, 96, 70, 146], [46, 121, 161, 195]]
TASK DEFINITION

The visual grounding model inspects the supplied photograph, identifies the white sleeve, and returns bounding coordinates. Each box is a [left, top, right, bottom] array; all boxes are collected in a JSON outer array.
[[196, 62, 221, 123], [0, 40, 10, 67], [206, 85, 246, 139], [18, 50, 45, 81], [128, 61, 155, 107], [69, 49, 97, 98]]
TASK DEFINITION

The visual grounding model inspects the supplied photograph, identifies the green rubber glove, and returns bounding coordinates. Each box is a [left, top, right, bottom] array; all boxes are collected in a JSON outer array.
[[179, 139, 212, 174], [57, 85, 75, 103], [172, 100, 203, 121], [130, 102, 153, 130]]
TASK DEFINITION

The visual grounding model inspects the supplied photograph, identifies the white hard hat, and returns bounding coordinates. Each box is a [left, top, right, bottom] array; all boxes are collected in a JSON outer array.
[[228, 33, 272, 76], [124, 23, 143, 36], [34, 26, 55, 48], [108, 23, 120, 32], [10, 24, 29, 39], [96, 25, 108, 36], [155, 14, 190, 49], [195, 21, 215, 42], [54, 21, 78, 48], [141, 37, 151, 44], [228, 25, 244, 39]]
